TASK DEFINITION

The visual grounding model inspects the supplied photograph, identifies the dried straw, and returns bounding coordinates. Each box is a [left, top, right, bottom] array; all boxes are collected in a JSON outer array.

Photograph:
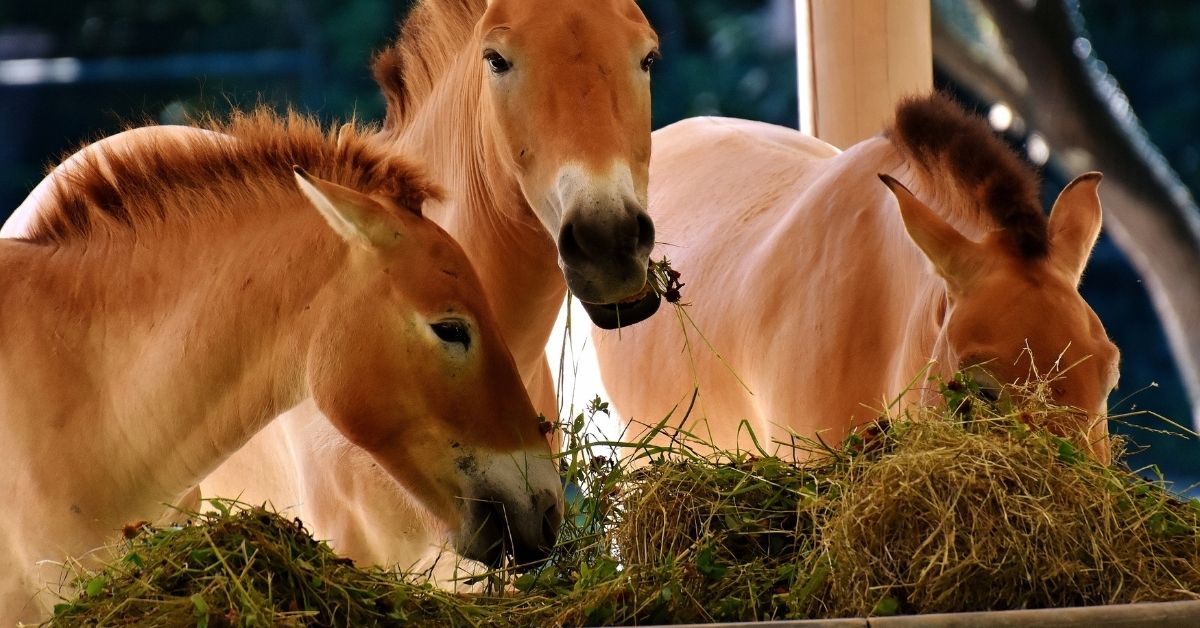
[[50, 376, 1200, 626]]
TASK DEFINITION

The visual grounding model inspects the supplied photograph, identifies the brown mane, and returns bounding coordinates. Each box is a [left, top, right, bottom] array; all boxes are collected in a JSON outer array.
[[29, 109, 442, 244], [887, 93, 1048, 259], [371, 0, 487, 130]]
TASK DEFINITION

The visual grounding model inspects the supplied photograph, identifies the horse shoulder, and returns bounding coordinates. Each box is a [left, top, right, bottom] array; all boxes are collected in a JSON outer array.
[[650, 119, 820, 243], [598, 119, 836, 447]]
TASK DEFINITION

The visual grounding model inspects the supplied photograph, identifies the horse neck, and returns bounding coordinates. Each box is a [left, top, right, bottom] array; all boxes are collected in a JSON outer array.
[[873, 148, 972, 405], [5, 210, 338, 524], [788, 138, 957, 408], [377, 50, 564, 371]]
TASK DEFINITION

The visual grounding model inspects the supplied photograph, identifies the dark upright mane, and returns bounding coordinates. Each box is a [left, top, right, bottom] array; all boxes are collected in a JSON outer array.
[[29, 109, 441, 244], [371, 0, 487, 131], [887, 93, 1048, 259]]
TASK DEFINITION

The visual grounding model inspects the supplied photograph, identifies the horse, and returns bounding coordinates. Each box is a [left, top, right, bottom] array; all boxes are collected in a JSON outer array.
[[5, 0, 660, 573], [594, 94, 1119, 464], [0, 110, 562, 624], [202, 0, 661, 569]]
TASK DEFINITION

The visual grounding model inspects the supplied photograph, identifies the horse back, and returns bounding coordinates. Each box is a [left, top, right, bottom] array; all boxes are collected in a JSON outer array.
[[599, 118, 922, 452]]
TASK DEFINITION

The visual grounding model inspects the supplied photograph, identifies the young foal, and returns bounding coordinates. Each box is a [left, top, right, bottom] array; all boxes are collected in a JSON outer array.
[[595, 95, 1119, 463], [0, 112, 561, 623], [6, 0, 660, 571]]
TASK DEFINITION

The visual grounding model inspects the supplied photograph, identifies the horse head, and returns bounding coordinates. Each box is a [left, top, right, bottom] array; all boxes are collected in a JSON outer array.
[[476, 0, 661, 327], [883, 173, 1120, 463], [295, 168, 563, 565]]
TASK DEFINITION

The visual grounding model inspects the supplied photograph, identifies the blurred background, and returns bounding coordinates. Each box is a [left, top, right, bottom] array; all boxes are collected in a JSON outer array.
[[1, 0, 1196, 488]]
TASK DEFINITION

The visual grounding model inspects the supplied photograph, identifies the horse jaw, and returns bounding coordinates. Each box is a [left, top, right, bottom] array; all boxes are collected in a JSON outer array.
[[578, 286, 662, 330]]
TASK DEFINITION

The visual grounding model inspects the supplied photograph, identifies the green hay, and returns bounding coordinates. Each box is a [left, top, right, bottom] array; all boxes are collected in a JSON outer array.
[[50, 377, 1200, 627]]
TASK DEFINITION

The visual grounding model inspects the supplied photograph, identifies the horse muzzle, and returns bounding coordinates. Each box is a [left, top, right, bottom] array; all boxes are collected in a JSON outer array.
[[457, 486, 562, 567], [556, 187, 657, 316], [450, 449, 564, 567]]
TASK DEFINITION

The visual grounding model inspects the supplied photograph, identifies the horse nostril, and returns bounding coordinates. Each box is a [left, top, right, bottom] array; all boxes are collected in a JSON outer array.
[[558, 220, 585, 266], [541, 513, 556, 549], [540, 494, 563, 549], [634, 209, 655, 253], [559, 204, 651, 265]]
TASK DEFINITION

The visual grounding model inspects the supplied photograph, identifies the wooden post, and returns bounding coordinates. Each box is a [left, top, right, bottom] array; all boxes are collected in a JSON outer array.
[[796, 0, 933, 148]]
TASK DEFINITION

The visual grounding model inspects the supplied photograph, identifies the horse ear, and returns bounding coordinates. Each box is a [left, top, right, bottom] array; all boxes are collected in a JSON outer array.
[[879, 174, 982, 293], [293, 166, 398, 248], [1048, 172, 1103, 287]]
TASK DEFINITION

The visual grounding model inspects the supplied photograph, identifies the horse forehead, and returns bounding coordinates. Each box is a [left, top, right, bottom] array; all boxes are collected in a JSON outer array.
[[958, 282, 1109, 359], [490, 0, 649, 46], [393, 239, 488, 303]]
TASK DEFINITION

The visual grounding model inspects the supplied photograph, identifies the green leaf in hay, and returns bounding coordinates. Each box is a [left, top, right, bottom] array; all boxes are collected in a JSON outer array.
[[208, 498, 231, 517], [775, 562, 797, 584], [794, 565, 829, 602], [587, 395, 610, 416], [1148, 511, 1192, 538], [463, 574, 487, 586], [593, 556, 619, 581], [84, 576, 107, 597], [191, 594, 210, 628], [715, 597, 746, 620], [513, 572, 538, 592], [584, 602, 615, 626], [189, 548, 215, 565], [873, 595, 901, 616], [1056, 438, 1081, 464], [123, 551, 145, 568], [53, 603, 80, 616], [696, 545, 728, 579]]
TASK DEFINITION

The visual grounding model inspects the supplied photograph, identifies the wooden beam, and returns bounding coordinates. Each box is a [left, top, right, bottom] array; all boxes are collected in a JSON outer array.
[[797, 0, 933, 148]]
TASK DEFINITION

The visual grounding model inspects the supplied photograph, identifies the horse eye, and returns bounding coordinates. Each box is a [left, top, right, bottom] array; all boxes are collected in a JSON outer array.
[[483, 50, 511, 74], [641, 50, 661, 72], [431, 321, 471, 349]]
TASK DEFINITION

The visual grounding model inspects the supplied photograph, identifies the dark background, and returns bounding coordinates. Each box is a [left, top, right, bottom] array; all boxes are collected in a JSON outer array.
[[1, 0, 1195, 487]]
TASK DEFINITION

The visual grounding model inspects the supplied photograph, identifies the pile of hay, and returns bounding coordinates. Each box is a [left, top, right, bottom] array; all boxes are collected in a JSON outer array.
[[51, 377, 1200, 626]]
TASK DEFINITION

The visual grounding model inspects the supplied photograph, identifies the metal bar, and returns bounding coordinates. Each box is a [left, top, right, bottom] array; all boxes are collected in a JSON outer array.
[[655, 599, 1200, 628], [0, 50, 311, 86]]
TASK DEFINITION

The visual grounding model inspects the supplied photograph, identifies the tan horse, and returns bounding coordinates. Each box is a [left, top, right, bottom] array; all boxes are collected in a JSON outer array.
[[0, 111, 561, 624], [202, 0, 661, 569], [595, 94, 1119, 463], [7, 0, 658, 571]]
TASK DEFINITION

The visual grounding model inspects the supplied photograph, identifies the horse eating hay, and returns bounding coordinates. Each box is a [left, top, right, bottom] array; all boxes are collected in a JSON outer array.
[[0, 111, 562, 624], [595, 94, 1119, 463], [203, 0, 662, 569], [6, 0, 662, 573]]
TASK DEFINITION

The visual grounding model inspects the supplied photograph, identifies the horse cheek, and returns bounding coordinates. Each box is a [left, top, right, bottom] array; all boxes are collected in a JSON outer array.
[[306, 331, 411, 452]]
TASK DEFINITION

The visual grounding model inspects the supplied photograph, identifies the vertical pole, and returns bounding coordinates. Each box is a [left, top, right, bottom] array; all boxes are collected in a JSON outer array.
[[798, 0, 933, 148], [795, 0, 816, 136]]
